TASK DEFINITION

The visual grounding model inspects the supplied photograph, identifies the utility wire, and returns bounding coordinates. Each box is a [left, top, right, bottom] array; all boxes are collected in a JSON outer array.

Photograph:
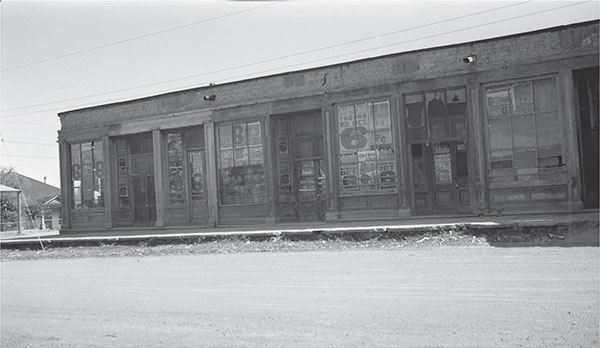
[[0, 3, 275, 73], [1, 1, 590, 119], [0, 1, 530, 114]]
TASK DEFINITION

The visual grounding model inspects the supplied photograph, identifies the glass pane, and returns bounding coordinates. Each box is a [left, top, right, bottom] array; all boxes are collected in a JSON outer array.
[[82, 163, 94, 208], [232, 123, 247, 147], [189, 151, 204, 199], [536, 112, 561, 147], [70, 144, 81, 181], [491, 150, 513, 169], [510, 82, 533, 115], [427, 92, 448, 138], [405, 94, 424, 128], [375, 129, 393, 150], [512, 115, 536, 148], [373, 101, 391, 129], [446, 88, 467, 116], [433, 142, 452, 184], [486, 86, 510, 117], [488, 117, 512, 150], [247, 122, 261, 146], [249, 147, 263, 165], [218, 124, 232, 149], [234, 148, 249, 166], [533, 77, 557, 112], [81, 143, 93, 164], [219, 149, 233, 169], [514, 148, 537, 168], [538, 145, 563, 167], [411, 144, 426, 187], [93, 141, 104, 207]]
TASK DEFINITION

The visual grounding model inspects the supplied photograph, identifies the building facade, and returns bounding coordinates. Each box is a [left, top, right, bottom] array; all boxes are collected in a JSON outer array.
[[58, 21, 599, 233]]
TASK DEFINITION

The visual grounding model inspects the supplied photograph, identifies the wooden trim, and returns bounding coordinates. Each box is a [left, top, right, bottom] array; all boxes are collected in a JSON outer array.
[[204, 123, 218, 227], [264, 114, 275, 224], [102, 136, 112, 228], [152, 130, 165, 227]]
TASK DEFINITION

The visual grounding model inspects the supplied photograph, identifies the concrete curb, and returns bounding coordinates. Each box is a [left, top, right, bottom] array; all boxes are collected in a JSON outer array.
[[1, 220, 597, 250]]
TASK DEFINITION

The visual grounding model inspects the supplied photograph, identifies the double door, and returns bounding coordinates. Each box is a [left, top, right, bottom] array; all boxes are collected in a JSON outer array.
[[412, 140, 470, 215], [274, 112, 327, 222], [131, 153, 156, 225]]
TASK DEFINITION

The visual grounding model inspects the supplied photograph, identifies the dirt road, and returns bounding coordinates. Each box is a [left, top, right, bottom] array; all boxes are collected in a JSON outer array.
[[2, 246, 598, 347]]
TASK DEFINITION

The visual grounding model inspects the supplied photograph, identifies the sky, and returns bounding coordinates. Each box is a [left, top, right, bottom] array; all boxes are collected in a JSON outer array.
[[1, 0, 598, 188]]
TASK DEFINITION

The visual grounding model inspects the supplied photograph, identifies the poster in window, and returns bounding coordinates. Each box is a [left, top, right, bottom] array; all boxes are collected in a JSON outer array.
[[340, 153, 358, 190], [233, 123, 247, 147], [220, 149, 234, 168], [247, 122, 262, 145], [249, 147, 263, 165], [375, 129, 393, 150], [486, 87, 510, 117], [338, 106, 357, 153], [235, 148, 249, 166], [358, 150, 377, 190], [377, 149, 397, 189], [434, 153, 452, 184], [219, 125, 232, 149], [81, 143, 93, 164], [167, 134, 183, 167]]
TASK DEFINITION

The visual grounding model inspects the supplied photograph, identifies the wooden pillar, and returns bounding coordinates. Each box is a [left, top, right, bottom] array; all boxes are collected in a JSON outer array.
[[264, 115, 276, 225], [467, 80, 487, 214], [102, 135, 113, 228], [324, 109, 339, 221], [559, 69, 584, 210], [58, 138, 70, 231], [152, 130, 165, 227], [16, 191, 21, 235], [205, 123, 218, 227], [395, 96, 410, 217]]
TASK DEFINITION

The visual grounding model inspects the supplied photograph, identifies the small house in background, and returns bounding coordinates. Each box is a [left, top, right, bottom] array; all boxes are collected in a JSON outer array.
[[57, 21, 599, 234], [0, 173, 61, 230]]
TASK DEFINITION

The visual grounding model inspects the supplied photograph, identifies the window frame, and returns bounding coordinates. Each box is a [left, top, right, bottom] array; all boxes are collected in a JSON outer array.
[[216, 118, 267, 206], [69, 140, 105, 210], [335, 99, 399, 196], [483, 74, 566, 186]]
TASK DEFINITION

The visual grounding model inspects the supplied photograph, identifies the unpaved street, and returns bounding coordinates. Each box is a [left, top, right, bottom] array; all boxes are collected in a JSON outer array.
[[2, 246, 598, 348]]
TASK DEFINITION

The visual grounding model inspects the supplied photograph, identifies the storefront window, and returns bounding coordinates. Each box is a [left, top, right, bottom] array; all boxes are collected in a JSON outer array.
[[485, 77, 562, 182], [70, 141, 104, 208], [217, 121, 266, 204], [337, 101, 397, 192]]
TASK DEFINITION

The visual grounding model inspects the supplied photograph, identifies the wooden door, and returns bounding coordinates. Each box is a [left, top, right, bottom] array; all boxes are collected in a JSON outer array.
[[188, 149, 208, 225], [131, 154, 156, 225], [296, 159, 326, 222]]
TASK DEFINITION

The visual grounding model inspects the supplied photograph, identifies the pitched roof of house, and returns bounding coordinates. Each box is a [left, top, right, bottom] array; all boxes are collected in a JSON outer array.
[[0, 173, 60, 205]]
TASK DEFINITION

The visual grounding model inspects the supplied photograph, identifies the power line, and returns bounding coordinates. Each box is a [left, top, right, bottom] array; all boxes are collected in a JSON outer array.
[[0, 1, 530, 115], [1, 1, 590, 119], [0, 3, 275, 74], [0, 154, 58, 159]]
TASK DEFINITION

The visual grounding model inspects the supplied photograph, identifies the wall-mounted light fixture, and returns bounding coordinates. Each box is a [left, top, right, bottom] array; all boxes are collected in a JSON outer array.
[[463, 55, 477, 64], [203, 94, 216, 101]]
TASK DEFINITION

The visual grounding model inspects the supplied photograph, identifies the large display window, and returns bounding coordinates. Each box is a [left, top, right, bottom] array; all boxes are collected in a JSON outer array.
[[70, 141, 104, 209], [485, 76, 563, 183], [336, 101, 397, 193], [217, 121, 266, 205]]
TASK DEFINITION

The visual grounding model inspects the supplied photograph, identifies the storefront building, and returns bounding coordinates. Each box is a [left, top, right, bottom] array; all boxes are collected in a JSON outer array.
[[58, 21, 599, 232]]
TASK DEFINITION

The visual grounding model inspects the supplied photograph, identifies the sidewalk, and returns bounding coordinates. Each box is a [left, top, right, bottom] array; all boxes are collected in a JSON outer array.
[[1, 210, 598, 250]]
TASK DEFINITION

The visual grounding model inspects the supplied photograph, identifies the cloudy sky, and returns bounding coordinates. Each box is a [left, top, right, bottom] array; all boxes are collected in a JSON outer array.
[[1, 0, 598, 188]]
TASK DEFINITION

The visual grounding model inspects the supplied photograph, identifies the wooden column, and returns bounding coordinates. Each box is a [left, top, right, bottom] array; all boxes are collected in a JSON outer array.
[[102, 135, 113, 228], [58, 138, 70, 231], [324, 109, 339, 221], [205, 123, 218, 227], [152, 130, 165, 227], [467, 80, 487, 214], [395, 96, 410, 217], [559, 69, 584, 210], [264, 115, 276, 225]]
